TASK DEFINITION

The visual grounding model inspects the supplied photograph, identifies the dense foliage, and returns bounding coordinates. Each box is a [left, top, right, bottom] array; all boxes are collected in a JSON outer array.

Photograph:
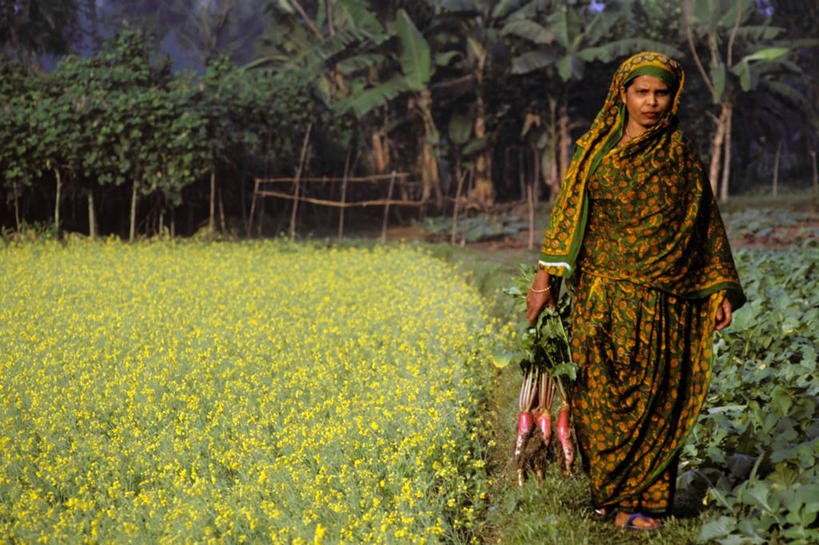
[[0, 241, 497, 544], [685, 244, 818, 545], [0, 26, 341, 238], [1, 1, 816, 237]]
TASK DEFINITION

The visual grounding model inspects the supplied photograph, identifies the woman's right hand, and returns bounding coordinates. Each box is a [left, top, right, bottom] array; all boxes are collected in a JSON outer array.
[[526, 269, 557, 326]]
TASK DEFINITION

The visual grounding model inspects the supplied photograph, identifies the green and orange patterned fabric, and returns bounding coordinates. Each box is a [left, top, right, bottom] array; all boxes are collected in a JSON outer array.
[[538, 51, 744, 309], [569, 274, 723, 512]]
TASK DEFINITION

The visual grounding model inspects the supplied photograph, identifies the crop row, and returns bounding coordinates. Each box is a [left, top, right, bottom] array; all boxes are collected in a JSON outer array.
[[0, 241, 497, 544]]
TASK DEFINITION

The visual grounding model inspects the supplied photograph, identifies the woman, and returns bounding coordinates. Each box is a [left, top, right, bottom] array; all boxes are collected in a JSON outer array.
[[526, 52, 744, 530]]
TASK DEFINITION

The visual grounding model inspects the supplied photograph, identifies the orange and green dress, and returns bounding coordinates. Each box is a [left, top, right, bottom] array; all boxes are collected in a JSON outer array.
[[537, 52, 745, 514]]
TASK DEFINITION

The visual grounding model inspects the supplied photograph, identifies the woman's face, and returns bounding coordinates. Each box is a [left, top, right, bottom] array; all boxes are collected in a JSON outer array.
[[620, 75, 672, 129]]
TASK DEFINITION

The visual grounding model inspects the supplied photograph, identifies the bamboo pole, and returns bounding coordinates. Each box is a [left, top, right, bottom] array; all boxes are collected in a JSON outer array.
[[527, 183, 535, 250], [88, 190, 96, 239], [451, 168, 466, 244], [289, 124, 312, 241], [54, 169, 61, 238], [129, 181, 138, 242], [248, 178, 259, 236], [719, 102, 733, 202], [772, 140, 782, 198], [13, 193, 20, 232], [258, 173, 408, 183], [381, 171, 396, 243], [255, 190, 422, 208], [338, 148, 351, 240], [218, 187, 226, 233]]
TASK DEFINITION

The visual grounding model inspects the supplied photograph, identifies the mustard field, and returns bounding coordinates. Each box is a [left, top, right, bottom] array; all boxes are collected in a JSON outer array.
[[0, 240, 497, 544]]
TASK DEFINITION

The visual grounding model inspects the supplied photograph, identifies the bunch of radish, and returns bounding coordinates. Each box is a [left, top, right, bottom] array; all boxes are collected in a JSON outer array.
[[502, 267, 577, 484]]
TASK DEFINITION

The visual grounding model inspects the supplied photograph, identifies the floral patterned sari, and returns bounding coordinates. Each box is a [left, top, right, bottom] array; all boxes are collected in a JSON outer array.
[[538, 52, 744, 513]]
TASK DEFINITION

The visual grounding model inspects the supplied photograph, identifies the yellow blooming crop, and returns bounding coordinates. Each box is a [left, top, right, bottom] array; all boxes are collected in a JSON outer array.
[[0, 239, 496, 544]]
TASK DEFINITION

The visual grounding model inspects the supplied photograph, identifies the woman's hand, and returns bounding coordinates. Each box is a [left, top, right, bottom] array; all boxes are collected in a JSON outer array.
[[715, 297, 733, 331], [526, 269, 557, 326]]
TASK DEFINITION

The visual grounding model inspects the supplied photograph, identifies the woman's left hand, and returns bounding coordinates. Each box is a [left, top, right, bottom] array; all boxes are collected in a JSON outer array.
[[715, 297, 733, 330]]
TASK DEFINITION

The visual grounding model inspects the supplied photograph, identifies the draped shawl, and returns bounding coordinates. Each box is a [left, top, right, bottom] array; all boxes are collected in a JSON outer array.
[[538, 52, 745, 309]]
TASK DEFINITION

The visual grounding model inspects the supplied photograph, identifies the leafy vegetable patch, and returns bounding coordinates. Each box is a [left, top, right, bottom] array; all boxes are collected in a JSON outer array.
[[682, 245, 819, 545]]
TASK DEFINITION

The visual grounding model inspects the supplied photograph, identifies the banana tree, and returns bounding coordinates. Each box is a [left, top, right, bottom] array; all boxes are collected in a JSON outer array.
[[503, 1, 680, 197], [682, 0, 815, 201], [329, 7, 448, 205]]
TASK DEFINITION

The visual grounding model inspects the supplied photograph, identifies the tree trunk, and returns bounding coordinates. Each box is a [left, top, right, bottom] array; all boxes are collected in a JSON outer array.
[[209, 165, 216, 233], [87, 190, 96, 239], [719, 101, 733, 202], [532, 144, 541, 203], [809, 147, 817, 193], [417, 91, 442, 208], [54, 169, 61, 237], [471, 95, 494, 206], [289, 124, 312, 240], [527, 183, 535, 251], [772, 139, 782, 198], [372, 108, 390, 174], [129, 181, 138, 242], [708, 102, 730, 196], [451, 165, 466, 244], [558, 88, 571, 184], [218, 186, 226, 233], [14, 193, 20, 231]]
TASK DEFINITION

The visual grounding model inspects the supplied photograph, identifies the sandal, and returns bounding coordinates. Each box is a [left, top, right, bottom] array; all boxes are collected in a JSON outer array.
[[617, 512, 662, 530], [593, 507, 615, 520]]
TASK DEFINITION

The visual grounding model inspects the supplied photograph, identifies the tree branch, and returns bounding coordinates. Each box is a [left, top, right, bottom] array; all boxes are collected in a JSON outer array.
[[288, 0, 325, 41], [726, 0, 743, 67], [327, 0, 335, 36], [681, 0, 715, 96]]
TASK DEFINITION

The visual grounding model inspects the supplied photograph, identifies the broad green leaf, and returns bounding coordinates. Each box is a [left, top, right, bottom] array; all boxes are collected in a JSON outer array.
[[582, 7, 619, 45], [577, 46, 611, 63], [336, 75, 408, 118], [698, 516, 736, 541], [491, 0, 522, 19], [586, 38, 683, 61], [336, 0, 386, 41], [336, 54, 385, 75], [738, 47, 789, 64], [461, 136, 487, 156], [433, 0, 478, 13], [732, 59, 754, 91], [511, 51, 556, 75], [734, 25, 784, 41], [555, 54, 582, 81], [448, 113, 473, 145], [396, 9, 432, 92], [501, 19, 553, 44], [435, 51, 460, 66], [692, 0, 710, 25], [718, 0, 754, 28], [565, 5, 582, 51], [711, 60, 727, 103], [304, 28, 363, 68], [548, 9, 570, 49]]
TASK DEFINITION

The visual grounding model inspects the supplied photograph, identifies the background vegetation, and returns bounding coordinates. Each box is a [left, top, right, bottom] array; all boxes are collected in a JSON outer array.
[[1, 0, 817, 238]]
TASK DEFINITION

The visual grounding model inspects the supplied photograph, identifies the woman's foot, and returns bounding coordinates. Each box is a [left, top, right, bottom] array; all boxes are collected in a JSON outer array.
[[615, 511, 662, 530]]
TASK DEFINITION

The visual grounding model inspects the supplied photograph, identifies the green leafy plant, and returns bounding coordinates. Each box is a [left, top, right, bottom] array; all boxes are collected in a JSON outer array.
[[681, 245, 819, 545], [498, 266, 576, 482]]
